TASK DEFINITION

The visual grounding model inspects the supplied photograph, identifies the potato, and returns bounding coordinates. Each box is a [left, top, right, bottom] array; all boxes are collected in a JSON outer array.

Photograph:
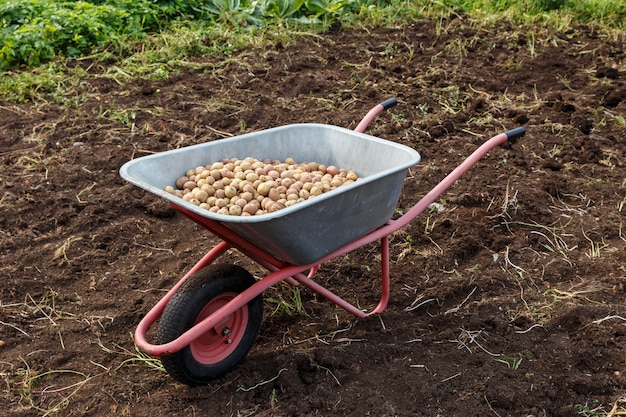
[[224, 185, 238, 199], [228, 205, 242, 216], [257, 181, 276, 196], [268, 188, 280, 202], [310, 186, 322, 196], [326, 165, 339, 176], [175, 176, 189, 189], [268, 201, 285, 212], [165, 156, 361, 216], [194, 189, 209, 203], [201, 184, 215, 196], [243, 202, 258, 215]]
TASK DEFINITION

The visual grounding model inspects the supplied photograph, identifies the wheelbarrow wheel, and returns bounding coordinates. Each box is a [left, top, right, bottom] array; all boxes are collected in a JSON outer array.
[[156, 264, 263, 386]]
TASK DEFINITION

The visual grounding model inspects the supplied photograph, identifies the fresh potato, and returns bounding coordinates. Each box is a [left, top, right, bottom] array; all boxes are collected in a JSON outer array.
[[165, 157, 360, 215]]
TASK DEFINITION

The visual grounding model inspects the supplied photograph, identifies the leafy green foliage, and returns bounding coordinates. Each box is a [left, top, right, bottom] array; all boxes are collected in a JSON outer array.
[[201, 0, 264, 26], [568, 0, 626, 24], [1, 0, 625, 70], [0, 0, 143, 69], [262, 0, 306, 20]]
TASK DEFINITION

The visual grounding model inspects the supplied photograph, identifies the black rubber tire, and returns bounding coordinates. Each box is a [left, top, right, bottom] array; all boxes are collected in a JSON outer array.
[[156, 264, 263, 385]]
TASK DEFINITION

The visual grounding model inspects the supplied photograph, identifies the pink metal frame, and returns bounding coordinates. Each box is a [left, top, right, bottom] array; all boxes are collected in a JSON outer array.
[[134, 99, 525, 357]]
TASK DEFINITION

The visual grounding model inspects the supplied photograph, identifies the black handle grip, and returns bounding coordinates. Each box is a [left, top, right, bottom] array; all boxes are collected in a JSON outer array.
[[380, 97, 398, 110], [505, 127, 526, 140]]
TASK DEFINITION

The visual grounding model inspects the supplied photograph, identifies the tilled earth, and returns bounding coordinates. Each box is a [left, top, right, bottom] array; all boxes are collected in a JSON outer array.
[[1, 17, 626, 417]]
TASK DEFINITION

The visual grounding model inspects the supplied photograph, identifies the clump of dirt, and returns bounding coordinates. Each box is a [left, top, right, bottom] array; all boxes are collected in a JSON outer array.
[[1, 18, 625, 417]]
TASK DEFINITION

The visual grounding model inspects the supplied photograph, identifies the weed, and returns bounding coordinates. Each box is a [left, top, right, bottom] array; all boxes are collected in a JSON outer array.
[[581, 228, 608, 259], [75, 183, 97, 204], [436, 85, 472, 114], [602, 108, 626, 129], [17, 155, 50, 176], [95, 338, 165, 373], [394, 232, 417, 261], [558, 74, 575, 91], [495, 356, 523, 369], [527, 31, 537, 57], [546, 144, 564, 158], [507, 220, 575, 263], [266, 282, 308, 317], [416, 103, 429, 116], [3, 337, 164, 416], [452, 327, 501, 357], [392, 113, 408, 123], [574, 400, 605, 417], [503, 55, 523, 72], [236, 368, 287, 392], [2, 0, 626, 102], [543, 285, 600, 308], [3, 354, 124, 417], [312, 363, 341, 386], [54, 236, 83, 266], [236, 407, 261, 417]]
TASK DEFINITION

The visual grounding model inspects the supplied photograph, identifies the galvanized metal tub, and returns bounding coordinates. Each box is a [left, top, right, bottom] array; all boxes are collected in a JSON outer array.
[[120, 123, 421, 264]]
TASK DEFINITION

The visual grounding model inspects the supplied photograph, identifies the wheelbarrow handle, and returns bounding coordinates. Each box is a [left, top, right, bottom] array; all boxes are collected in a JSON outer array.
[[354, 97, 398, 133], [380, 97, 398, 110], [505, 126, 526, 140], [335, 126, 527, 252], [355, 99, 527, 140]]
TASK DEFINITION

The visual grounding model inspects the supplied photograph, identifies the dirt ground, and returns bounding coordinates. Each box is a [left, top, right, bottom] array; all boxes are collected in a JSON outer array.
[[2, 16, 626, 417]]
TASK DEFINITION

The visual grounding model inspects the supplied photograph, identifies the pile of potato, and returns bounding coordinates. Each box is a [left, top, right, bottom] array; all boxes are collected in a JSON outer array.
[[164, 157, 360, 216]]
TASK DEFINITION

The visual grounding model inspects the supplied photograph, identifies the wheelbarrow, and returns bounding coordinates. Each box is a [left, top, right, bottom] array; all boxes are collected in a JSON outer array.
[[119, 98, 525, 385]]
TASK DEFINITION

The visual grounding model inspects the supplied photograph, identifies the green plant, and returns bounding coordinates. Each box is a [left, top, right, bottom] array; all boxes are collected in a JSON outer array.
[[266, 283, 308, 317], [203, 0, 263, 26], [9, 358, 96, 416], [618, 195, 626, 212], [495, 356, 523, 369], [0, 0, 143, 69], [2, 0, 626, 102], [574, 400, 605, 417], [582, 228, 608, 259], [546, 144, 564, 158], [392, 112, 408, 123], [262, 0, 306, 20], [96, 339, 165, 372], [304, 0, 348, 21]]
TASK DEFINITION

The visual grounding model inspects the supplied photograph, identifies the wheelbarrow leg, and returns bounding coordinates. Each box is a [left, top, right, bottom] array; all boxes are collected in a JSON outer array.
[[372, 235, 391, 315], [289, 235, 391, 318]]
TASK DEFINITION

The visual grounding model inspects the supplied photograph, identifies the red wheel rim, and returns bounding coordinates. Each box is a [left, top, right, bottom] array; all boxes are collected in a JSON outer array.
[[190, 292, 248, 365]]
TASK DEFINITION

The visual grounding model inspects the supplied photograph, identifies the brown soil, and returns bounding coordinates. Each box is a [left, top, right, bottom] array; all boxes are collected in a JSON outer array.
[[2, 18, 626, 417]]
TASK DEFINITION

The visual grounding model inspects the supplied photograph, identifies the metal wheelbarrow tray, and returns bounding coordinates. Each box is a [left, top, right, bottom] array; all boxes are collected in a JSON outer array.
[[120, 123, 420, 265], [119, 98, 526, 386]]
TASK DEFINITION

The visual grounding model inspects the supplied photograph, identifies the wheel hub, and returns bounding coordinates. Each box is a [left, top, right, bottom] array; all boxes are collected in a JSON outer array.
[[189, 293, 248, 364]]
